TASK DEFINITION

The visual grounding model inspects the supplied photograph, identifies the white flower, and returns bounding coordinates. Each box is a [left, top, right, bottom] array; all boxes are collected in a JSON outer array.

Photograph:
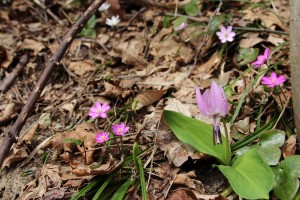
[[106, 15, 120, 27], [99, 2, 111, 12], [216, 25, 236, 43]]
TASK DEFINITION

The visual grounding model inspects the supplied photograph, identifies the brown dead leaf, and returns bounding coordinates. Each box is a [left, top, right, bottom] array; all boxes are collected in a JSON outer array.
[[43, 188, 65, 200], [239, 33, 263, 48], [68, 60, 95, 76], [2, 146, 28, 169], [173, 171, 198, 189], [134, 89, 167, 110], [164, 98, 192, 117], [101, 82, 123, 98], [21, 38, 46, 55], [267, 34, 286, 46], [0, 102, 21, 125], [282, 135, 296, 158], [167, 189, 197, 200], [20, 124, 38, 145], [193, 51, 221, 74], [196, 194, 228, 200]]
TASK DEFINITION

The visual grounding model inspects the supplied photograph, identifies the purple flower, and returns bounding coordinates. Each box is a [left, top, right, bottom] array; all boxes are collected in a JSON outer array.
[[216, 25, 236, 43], [95, 131, 110, 143], [112, 122, 129, 136], [252, 48, 271, 69], [89, 101, 110, 119], [261, 72, 286, 88], [175, 22, 187, 31], [196, 81, 228, 145]]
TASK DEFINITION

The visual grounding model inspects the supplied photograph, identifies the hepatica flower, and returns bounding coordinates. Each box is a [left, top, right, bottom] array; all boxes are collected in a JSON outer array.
[[89, 101, 110, 119], [175, 22, 187, 31], [96, 131, 110, 144], [99, 2, 111, 12], [251, 48, 271, 69], [196, 81, 229, 145], [106, 15, 120, 27], [261, 72, 286, 88], [216, 25, 236, 43], [112, 122, 129, 136]]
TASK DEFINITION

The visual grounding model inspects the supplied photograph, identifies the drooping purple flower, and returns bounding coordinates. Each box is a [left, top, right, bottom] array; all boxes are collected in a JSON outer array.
[[112, 122, 129, 136], [95, 131, 110, 143], [261, 72, 286, 88], [196, 81, 229, 145], [216, 25, 236, 43], [251, 48, 271, 69], [89, 101, 110, 119], [175, 22, 187, 31]]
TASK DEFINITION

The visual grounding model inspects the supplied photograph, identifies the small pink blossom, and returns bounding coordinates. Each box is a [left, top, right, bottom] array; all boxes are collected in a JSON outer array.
[[95, 131, 110, 143], [112, 122, 129, 136], [196, 81, 228, 145], [175, 22, 187, 31], [216, 25, 236, 43], [261, 72, 286, 88], [252, 48, 271, 69], [89, 101, 110, 119]]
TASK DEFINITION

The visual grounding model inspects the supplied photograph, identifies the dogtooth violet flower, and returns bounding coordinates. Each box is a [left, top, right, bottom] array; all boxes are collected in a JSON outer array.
[[251, 48, 271, 69], [216, 25, 236, 43], [106, 15, 120, 27], [196, 81, 229, 145], [96, 131, 110, 143], [89, 101, 110, 119], [112, 122, 129, 136], [261, 72, 286, 88], [98, 2, 111, 12]]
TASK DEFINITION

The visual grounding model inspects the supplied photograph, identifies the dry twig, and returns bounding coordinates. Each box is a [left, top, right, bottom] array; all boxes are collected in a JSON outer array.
[[0, 0, 105, 167]]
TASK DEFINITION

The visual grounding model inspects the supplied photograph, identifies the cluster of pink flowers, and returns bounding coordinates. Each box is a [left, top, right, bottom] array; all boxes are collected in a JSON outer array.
[[216, 25, 286, 88], [89, 101, 130, 144], [251, 48, 286, 88]]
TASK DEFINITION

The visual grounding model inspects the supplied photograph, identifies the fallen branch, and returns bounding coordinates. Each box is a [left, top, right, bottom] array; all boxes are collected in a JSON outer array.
[[0, 0, 105, 167], [0, 53, 29, 92]]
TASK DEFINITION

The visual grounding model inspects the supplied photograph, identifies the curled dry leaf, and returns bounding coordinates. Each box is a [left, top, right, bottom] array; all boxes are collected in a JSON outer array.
[[282, 135, 296, 158], [0, 102, 22, 125], [19, 124, 39, 145], [21, 38, 46, 55], [68, 60, 95, 76], [101, 82, 123, 98], [2, 146, 28, 169], [193, 51, 221, 75], [133, 89, 167, 110]]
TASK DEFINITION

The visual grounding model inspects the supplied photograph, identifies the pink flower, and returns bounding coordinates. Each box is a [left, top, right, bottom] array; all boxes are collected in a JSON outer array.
[[95, 131, 110, 143], [251, 48, 271, 69], [112, 122, 129, 136], [175, 22, 187, 31], [261, 72, 286, 88], [89, 101, 110, 119], [216, 25, 236, 43], [196, 81, 228, 145]]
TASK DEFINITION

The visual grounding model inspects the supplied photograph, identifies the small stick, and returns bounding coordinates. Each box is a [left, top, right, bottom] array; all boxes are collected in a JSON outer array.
[[0, 54, 29, 92], [0, 0, 105, 168]]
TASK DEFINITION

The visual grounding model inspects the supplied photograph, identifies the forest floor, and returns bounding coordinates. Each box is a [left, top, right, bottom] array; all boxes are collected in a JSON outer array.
[[0, 0, 294, 199]]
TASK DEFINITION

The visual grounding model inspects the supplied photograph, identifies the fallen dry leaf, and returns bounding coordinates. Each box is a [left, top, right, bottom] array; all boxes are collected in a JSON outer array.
[[21, 38, 46, 55], [2, 146, 28, 169], [68, 60, 95, 76], [167, 189, 197, 200], [282, 135, 296, 158], [134, 89, 167, 110]]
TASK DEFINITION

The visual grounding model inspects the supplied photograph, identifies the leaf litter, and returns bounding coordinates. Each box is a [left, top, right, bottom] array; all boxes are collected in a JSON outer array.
[[0, 0, 294, 199]]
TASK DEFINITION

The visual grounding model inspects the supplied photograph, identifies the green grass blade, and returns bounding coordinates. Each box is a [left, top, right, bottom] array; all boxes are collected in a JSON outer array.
[[70, 179, 101, 200], [92, 175, 114, 200], [111, 179, 134, 200]]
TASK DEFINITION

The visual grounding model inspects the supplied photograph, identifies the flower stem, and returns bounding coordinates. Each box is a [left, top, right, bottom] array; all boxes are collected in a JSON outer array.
[[221, 186, 233, 197], [222, 118, 231, 166]]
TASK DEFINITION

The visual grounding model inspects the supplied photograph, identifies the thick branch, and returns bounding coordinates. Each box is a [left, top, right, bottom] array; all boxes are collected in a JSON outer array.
[[0, 0, 105, 167]]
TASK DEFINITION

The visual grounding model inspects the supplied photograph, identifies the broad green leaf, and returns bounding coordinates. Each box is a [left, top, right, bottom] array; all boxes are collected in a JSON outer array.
[[172, 16, 187, 30], [111, 180, 134, 200], [234, 130, 285, 165], [281, 155, 300, 178], [163, 110, 230, 165], [184, 0, 198, 17], [163, 16, 175, 28], [236, 48, 259, 66], [218, 149, 274, 199], [80, 15, 97, 38], [273, 166, 299, 200]]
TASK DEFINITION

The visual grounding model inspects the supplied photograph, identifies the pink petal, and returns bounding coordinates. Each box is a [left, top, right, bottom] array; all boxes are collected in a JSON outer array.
[[220, 25, 226, 33], [100, 113, 107, 118], [196, 87, 210, 117], [95, 101, 102, 109], [264, 48, 271, 59], [89, 112, 100, 118], [216, 31, 223, 37], [90, 107, 99, 113], [226, 26, 232, 32], [229, 32, 236, 37], [270, 72, 277, 79]]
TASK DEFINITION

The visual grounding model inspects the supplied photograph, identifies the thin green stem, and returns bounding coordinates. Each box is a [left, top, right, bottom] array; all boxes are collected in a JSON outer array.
[[221, 186, 233, 197], [222, 119, 231, 166]]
